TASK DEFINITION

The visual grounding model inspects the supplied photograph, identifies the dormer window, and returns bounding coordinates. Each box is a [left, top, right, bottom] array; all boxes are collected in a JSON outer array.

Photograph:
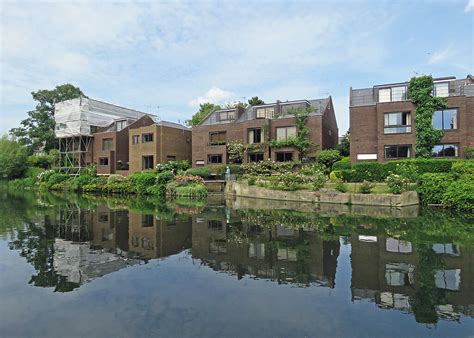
[[433, 82, 449, 97], [379, 86, 407, 102], [256, 107, 275, 119], [218, 111, 235, 122], [116, 120, 127, 131]]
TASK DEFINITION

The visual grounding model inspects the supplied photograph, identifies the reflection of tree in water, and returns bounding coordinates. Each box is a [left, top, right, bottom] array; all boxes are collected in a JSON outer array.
[[410, 243, 446, 324], [9, 222, 80, 292]]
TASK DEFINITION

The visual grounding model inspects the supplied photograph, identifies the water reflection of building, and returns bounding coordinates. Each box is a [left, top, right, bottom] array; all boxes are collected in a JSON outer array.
[[191, 208, 340, 287], [351, 233, 474, 322], [128, 211, 192, 259]]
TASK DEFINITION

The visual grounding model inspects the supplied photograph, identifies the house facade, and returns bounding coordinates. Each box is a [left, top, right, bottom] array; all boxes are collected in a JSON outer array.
[[191, 97, 338, 166], [349, 75, 474, 163]]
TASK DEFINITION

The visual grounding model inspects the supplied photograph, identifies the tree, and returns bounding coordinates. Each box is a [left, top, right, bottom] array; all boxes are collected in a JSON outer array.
[[336, 131, 350, 156], [248, 96, 265, 106], [0, 135, 29, 179], [224, 101, 248, 109], [186, 102, 221, 127], [10, 84, 85, 154]]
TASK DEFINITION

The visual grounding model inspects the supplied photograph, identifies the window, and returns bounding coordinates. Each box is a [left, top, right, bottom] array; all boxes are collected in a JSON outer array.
[[248, 128, 262, 144], [142, 214, 154, 227], [142, 133, 153, 143], [378, 86, 407, 102], [218, 110, 235, 121], [432, 108, 457, 130], [167, 155, 176, 161], [142, 156, 154, 170], [208, 220, 223, 230], [116, 120, 127, 131], [98, 213, 109, 222], [256, 107, 275, 119], [208, 154, 223, 164], [132, 135, 139, 144], [99, 157, 109, 166], [276, 152, 293, 162], [248, 153, 264, 162], [384, 145, 411, 159], [102, 138, 113, 151], [209, 131, 226, 145], [276, 126, 297, 141], [433, 82, 449, 97], [384, 112, 411, 134], [432, 144, 458, 157]]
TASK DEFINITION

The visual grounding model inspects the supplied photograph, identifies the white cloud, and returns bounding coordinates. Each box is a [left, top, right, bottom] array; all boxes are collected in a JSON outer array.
[[465, 0, 474, 12], [188, 87, 235, 107], [428, 45, 454, 64]]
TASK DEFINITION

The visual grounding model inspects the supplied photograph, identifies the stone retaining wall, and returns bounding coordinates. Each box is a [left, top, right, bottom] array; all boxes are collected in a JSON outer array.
[[225, 181, 419, 207]]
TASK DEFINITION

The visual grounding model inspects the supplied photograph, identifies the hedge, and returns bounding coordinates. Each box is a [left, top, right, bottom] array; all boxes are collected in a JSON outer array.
[[442, 178, 474, 211], [332, 157, 351, 171], [417, 173, 454, 205]]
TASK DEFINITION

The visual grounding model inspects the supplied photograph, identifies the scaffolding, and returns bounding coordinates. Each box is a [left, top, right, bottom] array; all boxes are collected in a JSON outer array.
[[55, 97, 149, 174]]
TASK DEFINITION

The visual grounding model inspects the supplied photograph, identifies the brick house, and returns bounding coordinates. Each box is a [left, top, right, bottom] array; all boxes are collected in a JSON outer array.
[[349, 75, 474, 163], [128, 116, 192, 173], [191, 97, 338, 166]]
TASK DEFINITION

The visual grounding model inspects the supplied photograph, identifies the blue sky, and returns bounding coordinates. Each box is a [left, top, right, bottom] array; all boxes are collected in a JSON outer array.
[[1, 0, 473, 135]]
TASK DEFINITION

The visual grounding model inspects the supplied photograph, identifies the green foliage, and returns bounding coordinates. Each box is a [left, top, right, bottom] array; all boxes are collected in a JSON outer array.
[[316, 149, 342, 169], [156, 170, 174, 185], [156, 160, 190, 174], [385, 159, 453, 175], [408, 75, 447, 158], [385, 173, 409, 194], [451, 161, 474, 177], [186, 102, 221, 126], [332, 156, 351, 171], [241, 159, 298, 176], [226, 141, 245, 163], [268, 137, 299, 148], [25, 167, 45, 179], [329, 170, 343, 181], [417, 173, 454, 205], [464, 147, 474, 159], [334, 181, 347, 193], [248, 96, 265, 106], [269, 172, 307, 191], [10, 84, 84, 153], [26, 150, 58, 169], [310, 169, 327, 191], [335, 131, 350, 156], [185, 167, 212, 179], [174, 174, 205, 185], [45, 173, 69, 190], [442, 178, 474, 211], [247, 176, 257, 185], [0, 136, 29, 179], [358, 180, 375, 194], [166, 181, 208, 198], [129, 171, 157, 194], [393, 162, 419, 182], [7, 177, 37, 190]]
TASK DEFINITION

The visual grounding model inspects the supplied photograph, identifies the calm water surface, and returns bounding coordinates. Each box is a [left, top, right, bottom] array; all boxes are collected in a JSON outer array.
[[0, 188, 473, 337]]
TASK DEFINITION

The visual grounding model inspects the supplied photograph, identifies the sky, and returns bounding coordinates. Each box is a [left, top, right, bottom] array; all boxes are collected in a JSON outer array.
[[1, 0, 473, 135]]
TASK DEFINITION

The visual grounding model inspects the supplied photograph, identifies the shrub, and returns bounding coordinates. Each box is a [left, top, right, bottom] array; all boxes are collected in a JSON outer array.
[[107, 174, 127, 184], [185, 167, 212, 179], [247, 176, 257, 185], [385, 159, 453, 175], [329, 170, 343, 181], [269, 172, 307, 191], [69, 175, 95, 191], [451, 161, 474, 177], [166, 181, 208, 198], [417, 173, 454, 205], [351, 162, 388, 182], [81, 165, 97, 177], [38, 169, 56, 183], [26, 152, 57, 169], [45, 173, 69, 189], [316, 149, 342, 168], [358, 180, 375, 194], [310, 169, 327, 191], [393, 162, 419, 182], [300, 163, 325, 176], [332, 157, 351, 171], [442, 178, 474, 211], [241, 159, 298, 176], [8, 177, 37, 190], [129, 171, 158, 194], [156, 160, 190, 173], [25, 167, 45, 179], [156, 170, 175, 185], [0, 135, 28, 179], [385, 173, 409, 194], [209, 164, 244, 177], [465, 147, 474, 159], [174, 174, 205, 186], [334, 181, 347, 193], [104, 180, 135, 194]]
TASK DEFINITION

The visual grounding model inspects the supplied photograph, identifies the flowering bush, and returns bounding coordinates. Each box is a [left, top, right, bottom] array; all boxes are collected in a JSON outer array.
[[241, 159, 297, 176], [156, 160, 190, 173], [270, 172, 307, 191], [174, 174, 205, 186], [385, 173, 409, 194], [358, 180, 375, 194]]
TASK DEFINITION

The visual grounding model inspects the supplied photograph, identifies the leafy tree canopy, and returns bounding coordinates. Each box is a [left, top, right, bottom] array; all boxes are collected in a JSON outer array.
[[0, 135, 29, 179], [10, 84, 85, 153], [186, 102, 221, 126], [248, 96, 265, 106], [336, 131, 350, 156]]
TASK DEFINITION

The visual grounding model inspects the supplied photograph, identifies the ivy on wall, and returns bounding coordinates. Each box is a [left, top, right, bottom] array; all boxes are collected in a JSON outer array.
[[408, 75, 447, 158]]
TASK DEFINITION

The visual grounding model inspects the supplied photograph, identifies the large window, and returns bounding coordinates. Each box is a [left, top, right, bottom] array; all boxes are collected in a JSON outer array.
[[132, 135, 139, 144], [276, 152, 293, 162], [208, 154, 223, 164], [384, 145, 411, 159], [142, 133, 153, 143], [276, 126, 297, 141], [432, 144, 458, 157], [116, 120, 127, 131], [142, 214, 154, 227], [384, 112, 411, 134], [433, 82, 449, 97], [142, 156, 154, 170], [218, 110, 235, 122], [99, 157, 109, 166], [248, 153, 264, 162], [379, 86, 407, 102], [209, 131, 226, 145], [432, 108, 457, 130], [248, 128, 262, 144], [256, 107, 275, 119], [102, 138, 113, 151]]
